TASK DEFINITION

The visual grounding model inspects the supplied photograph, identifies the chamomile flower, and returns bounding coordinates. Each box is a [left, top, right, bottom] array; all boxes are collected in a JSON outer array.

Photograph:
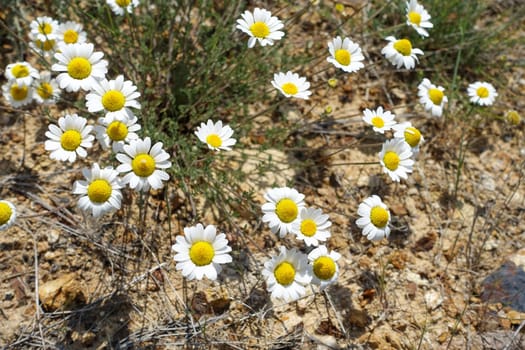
[[4, 62, 39, 86], [45, 114, 94, 163], [262, 246, 311, 302], [72, 163, 123, 217], [362, 106, 397, 134], [291, 207, 331, 247], [308, 246, 341, 289], [467, 81, 498, 106], [172, 223, 232, 281], [392, 122, 424, 155], [94, 115, 141, 152], [381, 36, 423, 70], [86, 75, 141, 122], [56, 21, 87, 45], [262, 187, 306, 238], [327, 36, 365, 73], [30, 16, 59, 42], [0, 200, 17, 231], [379, 138, 414, 182], [52, 43, 108, 92], [271, 71, 311, 99], [116, 137, 171, 191], [33, 71, 60, 105], [29, 37, 57, 57], [418, 78, 447, 117], [236, 8, 285, 48], [356, 195, 391, 241], [195, 120, 236, 151], [106, 0, 140, 16], [2, 81, 33, 107], [406, 0, 433, 37]]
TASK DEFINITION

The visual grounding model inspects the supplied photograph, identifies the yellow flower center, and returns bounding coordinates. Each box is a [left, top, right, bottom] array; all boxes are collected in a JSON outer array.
[[506, 110, 521, 125], [249, 21, 270, 38], [371, 116, 385, 128], [206, 134, 222, 148], [334, 49, 351, 66], [428, 88, 444, 105], [313, 256, 336, 281], [63, 29, 79, 44], [335, 3, 345, 13], [300, 219, 317, 237], [35, 39, 55, 51], [101, 90, 126, 112], [404, 127, 421, 147], [106, 121, 129, 141], [60, 130, 82, 151], [281, 82, 298, 96], [116, 0, 131, 6], [37, 83, 54, 99], [10, 84, 28, 101], [87, 179, 112, 203], [383, 151, 400, 171], [131, 154, 156, 177], [39, 22, 53, 35], [0, 202, 13, 225], [67, 57, 92, 80], [11, 64, 30, 78], [275, 198, 298, 223], [189, 241, 215, 266], [370, 206, 389, 228], [408, 11, 422, 25], [393, 39, 412, 56], [274, 261, 296, 286], [476, 87, 489, 98]]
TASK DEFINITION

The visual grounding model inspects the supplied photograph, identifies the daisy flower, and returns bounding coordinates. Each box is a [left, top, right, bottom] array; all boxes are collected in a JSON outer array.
[[86, 75, 141, 122], [271, 71, 311, 99], [236, 8, 285, 48], [45, 114, 94, 163], [308, 246, 341, 289], [392, 122, 424, 155], [4, 62, 39, 86], [262, 246, 311, 302], [326, 36, 365, 73], [381, 36, 423, 70], [291, 207, 332, 247], [2, 81, 33, 108], [107, 0, 140, 16], [72, 163, 123, 217], [52, 43, 108, 92], [356, 195, 391, 241], [30, 16, 59, 42], [467, 81, 498, 106], [94, 115, 141, 152], [29, 37, 57, 57], [172, 223, 232, 281], [195, 120, 236, 151], [406, 0, 433, 37], [56, 21, 87, 45], [379, 138, 414, 182], [33, 71, 60, 105], [0, 200, 17, 231], [262, 187, 306, 238], [362, 106, 396, 133], [116, 137, 171, 191], [418, 78, 447, 117]]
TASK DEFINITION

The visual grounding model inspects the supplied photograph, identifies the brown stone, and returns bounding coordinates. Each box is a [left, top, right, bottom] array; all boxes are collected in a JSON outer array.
[[38, 273, 86, 311]]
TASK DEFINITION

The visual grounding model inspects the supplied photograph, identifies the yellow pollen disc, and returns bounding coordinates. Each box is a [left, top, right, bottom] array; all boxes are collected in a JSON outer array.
[[371, 116, 385, 128], [274, 261, 296, 286], [476, 87, 489, 98], [370, 206, 389, 228], [506, 110, 521, 125], [11, 64, 30, 78], [35, 39, 55, 51], [383, 151, 400, 171], [63, 29, 79, 44], [106, 121, 129, 141], [37, 83, 54, 99], [60, 130, 82, 151], [408, 11, 422, 25], [428, 88, 444, 105], [393, 39, 412, 56], [300, 219, 317, 237], [116, 0, 131, 6], [334, 49, 351, 66], [206, 134, 222, 148], [131, 154, 156, 177], [67, 57, 92, 80], [275, 198, 298, 223], [404, 127, 421, 147], [87, 179, 112, 203], [0, 202, 12, 225], [313, 256, 336, 280], [101, 90, 126, 112], [281, 82, 298, 96], [189, 241, 215, 266], [39, 22, 53, 34], [10, 85, 28, 101], [249, 21, 270, 38]]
